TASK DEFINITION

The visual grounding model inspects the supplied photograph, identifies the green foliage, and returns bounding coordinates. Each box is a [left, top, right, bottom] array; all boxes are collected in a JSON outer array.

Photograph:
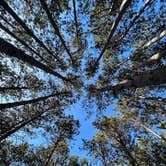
[[0, 0, 165, 165]]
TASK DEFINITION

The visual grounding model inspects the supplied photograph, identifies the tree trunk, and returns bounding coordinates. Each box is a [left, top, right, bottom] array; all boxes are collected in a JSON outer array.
[[0, 86, 28, 91], [116, 30, 166, 68], [0, 0, 64, 66], [39, 0, 74, 65], [132, 118, 166, 142], [0, 22, 52, 66], [95, 0, 132, 65], [116, 131, 137, 166], [72, 0, 79, 40], [0, 91, 71, 109], [96, 66, 166, 92], [0, 111, 44, 142], [0, 38, 72, 83], [119, 0, 151, 41], [44, 138, 61, 166], [108, 0, 116, 14]]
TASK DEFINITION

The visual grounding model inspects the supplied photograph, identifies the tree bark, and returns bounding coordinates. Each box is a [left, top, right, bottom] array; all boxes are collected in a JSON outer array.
[[137, 95, 166, 102], [116, 131, 137, 166], [0, 91, 71, 109], [108, 0, 116, 14], [72, 0, 79, 40], [0, 15, 16, 29], [0, 38, 72, 83], [115, 30, 166, 68], [44, 138, 61, 166], [0, 86, 28, 91], [132, 118, 166, 142]]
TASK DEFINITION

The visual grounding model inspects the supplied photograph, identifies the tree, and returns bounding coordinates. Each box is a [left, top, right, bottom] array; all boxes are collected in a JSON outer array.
[[83, 116, 166, 165], [0, 0, 165, 164]]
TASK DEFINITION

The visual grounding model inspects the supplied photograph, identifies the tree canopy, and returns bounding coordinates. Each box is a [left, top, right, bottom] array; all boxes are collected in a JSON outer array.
[[0, 0, 166, 165]]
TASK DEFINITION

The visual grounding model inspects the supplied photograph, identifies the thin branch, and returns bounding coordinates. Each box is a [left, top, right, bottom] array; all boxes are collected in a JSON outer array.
[[132, 118, 166, 142], [137, 96, 166, 102], [108, 0, 116, 14]]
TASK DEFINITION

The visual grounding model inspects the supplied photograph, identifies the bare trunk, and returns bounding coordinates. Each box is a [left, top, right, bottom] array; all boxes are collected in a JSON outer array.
[[133, 118, 166, 142], [116, 131, 137, 166], [108, 0, 116, 14], [72, 0, 79, 40], [137, 95, 166, 102], [44, 139, 61, 166], [0, 110, 45, 141], [116, 30, 166, 68], [0, 86, 28, 91], [119, 0, 151, 41]]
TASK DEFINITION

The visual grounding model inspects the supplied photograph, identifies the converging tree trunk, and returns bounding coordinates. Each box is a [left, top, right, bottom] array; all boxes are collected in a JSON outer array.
[[0, 38, 72, 83], [0, 0, 64, 66], [39, 0, 74, 65], [0, 106, 54, 141], [97, 66, 166, 92], [0, 22, 52, 66], [95, 0, 132, 66], [0, 91, 71, 109]]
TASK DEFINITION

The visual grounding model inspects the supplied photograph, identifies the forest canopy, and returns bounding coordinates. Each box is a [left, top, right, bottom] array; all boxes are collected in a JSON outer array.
[[0, 0, 166, 165]]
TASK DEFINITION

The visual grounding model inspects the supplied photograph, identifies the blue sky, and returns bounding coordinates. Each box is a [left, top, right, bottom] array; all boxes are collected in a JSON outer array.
[[1, 0, 165, 163]]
